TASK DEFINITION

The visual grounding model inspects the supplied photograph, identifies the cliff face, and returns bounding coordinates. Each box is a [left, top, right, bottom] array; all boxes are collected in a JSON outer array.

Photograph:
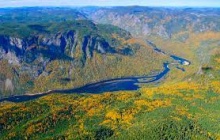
[[0, 30, 127, 66], [0, 21, 139, 97]]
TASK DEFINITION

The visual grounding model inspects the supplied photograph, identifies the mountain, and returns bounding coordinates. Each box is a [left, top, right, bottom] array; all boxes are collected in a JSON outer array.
[[81, 6, 220, 39], [0, 7, 87, 22], [0, 19, 167, 98], [1, 7, 220, 38], [80, 7, 220, 82], [1, 7, 220, 97], [0, 20, 132, 65]]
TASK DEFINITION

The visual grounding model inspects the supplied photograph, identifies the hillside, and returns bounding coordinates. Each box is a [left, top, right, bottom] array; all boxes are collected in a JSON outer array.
[[2, 50, 220, 139], [0, 7, 87, 22], [1, 7, 219, 76], [82, 7, 220, 38], [1, 80, 220, 139], [81, 7, 220, 82], [0, 19, 167, 98]]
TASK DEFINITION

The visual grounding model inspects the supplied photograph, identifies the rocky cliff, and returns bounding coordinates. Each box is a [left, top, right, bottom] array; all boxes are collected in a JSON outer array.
[[0, 20, 149, 97]]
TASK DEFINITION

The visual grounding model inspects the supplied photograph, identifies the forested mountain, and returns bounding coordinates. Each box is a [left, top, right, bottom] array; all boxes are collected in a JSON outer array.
[[81, 7, 220, 38], [0, 10, 167, 97], [0, 7, 220, 140]]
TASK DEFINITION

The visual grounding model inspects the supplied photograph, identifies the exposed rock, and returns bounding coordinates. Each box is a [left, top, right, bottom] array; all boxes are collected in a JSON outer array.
[[0, 20, 135, 97], [9, 37, 24, 50], [0, 29, 122, 66], [5, 79, 14, 92]]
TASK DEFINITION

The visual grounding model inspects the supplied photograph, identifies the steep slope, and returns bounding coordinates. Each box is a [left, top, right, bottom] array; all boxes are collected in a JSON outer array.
[[1, 7, 219, 97], [0, 20, 167, 98], [81, 7, 220, 83], [1, 42, 220, 140]]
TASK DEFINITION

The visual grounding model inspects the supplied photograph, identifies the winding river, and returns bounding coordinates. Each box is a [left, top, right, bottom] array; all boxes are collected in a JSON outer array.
[[0, 41, 190, 103]]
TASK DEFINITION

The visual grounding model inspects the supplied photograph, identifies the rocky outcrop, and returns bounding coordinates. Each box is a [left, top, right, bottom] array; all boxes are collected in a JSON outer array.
[[0, 19, 135, 98], [0, 30, 123, 64], [0, 24, 134, 80]]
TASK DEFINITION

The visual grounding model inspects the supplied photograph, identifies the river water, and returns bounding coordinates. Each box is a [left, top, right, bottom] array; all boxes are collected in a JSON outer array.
[[0, 41, 190, 103]]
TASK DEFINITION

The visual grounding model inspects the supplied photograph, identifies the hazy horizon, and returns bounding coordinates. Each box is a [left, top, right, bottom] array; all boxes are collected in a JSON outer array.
[[0, 0, 220, 8]]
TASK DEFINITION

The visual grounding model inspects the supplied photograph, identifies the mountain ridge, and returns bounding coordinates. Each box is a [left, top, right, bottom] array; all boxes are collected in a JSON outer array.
[[0, 19, 166, 98]]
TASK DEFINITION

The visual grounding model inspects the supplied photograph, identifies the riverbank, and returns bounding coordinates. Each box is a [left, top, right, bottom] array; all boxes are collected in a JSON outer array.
[[0, 41, 191, 103], [0, 63, 170, 103]]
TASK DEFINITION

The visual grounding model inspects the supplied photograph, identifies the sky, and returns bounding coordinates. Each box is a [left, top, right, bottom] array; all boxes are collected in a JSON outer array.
[[0, 0, 220, 8]]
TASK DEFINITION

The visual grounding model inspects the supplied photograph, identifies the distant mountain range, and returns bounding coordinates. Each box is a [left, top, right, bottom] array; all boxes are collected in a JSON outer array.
[[81, 6, 220, 38], [1, 7, 220, 38]]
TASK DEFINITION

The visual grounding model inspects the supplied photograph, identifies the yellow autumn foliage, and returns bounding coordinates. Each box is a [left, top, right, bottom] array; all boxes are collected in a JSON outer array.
[[141, 82, 208, 99], [106, 110, 121, 121], [103, 108, 137, 128], [116, 92, 134, 101], [211, 81, 220, 93], [134, 99, 171, 111], [1, 78, 220, 139]]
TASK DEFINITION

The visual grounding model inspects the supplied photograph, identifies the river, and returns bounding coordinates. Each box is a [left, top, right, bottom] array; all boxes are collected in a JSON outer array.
[[0, 41, 190, 103]]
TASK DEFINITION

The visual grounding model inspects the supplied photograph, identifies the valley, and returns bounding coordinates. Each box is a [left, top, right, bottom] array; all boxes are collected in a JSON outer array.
[[0, 38, 191, 103], [0, 6, 220, 140]]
